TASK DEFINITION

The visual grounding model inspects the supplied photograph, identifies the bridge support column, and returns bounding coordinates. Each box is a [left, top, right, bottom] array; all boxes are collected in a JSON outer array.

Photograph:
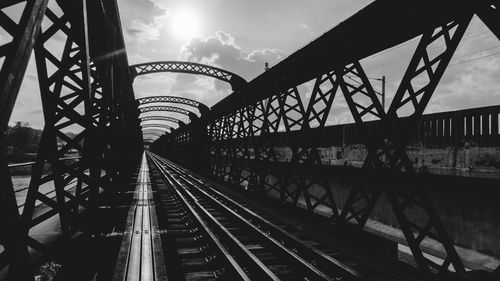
[[1, 0, 141, 277], [336, 15, 473, 274], [0, 151, 33, 281], [0, 0, 49, 279]]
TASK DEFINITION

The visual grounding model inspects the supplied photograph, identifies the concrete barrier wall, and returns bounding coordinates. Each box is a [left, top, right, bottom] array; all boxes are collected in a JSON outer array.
[[221, 161, 500, 260], [269, 144, 500, 179]]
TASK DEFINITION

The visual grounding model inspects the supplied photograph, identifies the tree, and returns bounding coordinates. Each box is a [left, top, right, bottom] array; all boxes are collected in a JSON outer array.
[[6, 122, 42, 154], [7, 122, 32, 152]]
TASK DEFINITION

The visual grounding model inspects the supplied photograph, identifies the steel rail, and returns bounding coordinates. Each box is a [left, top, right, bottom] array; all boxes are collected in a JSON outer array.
[[149, 153, 280, 281], [152, 154, 422, 281], [148, 153, 252, 281], [149, 153, 333, 281], [162, 159, 367, 281]]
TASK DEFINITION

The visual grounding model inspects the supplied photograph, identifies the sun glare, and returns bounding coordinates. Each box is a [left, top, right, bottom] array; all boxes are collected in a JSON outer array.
[[171, 9, 200, 39]]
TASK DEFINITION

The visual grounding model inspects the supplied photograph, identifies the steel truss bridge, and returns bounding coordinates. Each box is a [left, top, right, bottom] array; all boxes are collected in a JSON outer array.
[[1, 0, 499, 280]]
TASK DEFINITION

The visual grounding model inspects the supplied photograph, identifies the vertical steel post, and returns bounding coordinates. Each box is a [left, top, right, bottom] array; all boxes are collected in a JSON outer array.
[[80, 0, 100, 211], [382, 75, 386, 111], [0, 1, 48, 279]]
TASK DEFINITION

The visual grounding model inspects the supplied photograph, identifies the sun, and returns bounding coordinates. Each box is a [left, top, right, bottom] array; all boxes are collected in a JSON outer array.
[[170, 9, 200, 39]]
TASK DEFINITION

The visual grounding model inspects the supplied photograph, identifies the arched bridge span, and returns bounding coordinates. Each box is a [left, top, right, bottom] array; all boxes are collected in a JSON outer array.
[[142, 127, 169, 134], [137, 96, 210, 115], [143, 137, 161, 144], [143, 133, 166, 139], [139, 105, 198, 119], [142, 130, 166, 138], [141, 123, 172, 131], [140, 115, 186, 126], [130, 61, 247, 91]]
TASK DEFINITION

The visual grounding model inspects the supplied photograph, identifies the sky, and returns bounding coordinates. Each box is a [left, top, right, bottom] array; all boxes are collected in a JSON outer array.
[[5, 0, 500, 129]]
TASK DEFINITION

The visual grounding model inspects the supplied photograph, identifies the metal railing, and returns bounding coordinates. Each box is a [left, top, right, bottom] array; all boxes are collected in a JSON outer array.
[[8, 156, 82, 202], [7, 156, 81, 169]]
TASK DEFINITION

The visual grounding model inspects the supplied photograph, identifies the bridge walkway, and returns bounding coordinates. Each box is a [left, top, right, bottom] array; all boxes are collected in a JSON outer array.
[[113, 152, 167, 281]]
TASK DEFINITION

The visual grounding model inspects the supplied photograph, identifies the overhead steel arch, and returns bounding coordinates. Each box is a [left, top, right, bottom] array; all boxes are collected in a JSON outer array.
[[140, 115, 186, 126], [142, 131, 168, 138], [137, 96, 210, 114], [143, 133, 162, 137], [143, 137, 160, 144], [142, 128, 169, 134], [143, 135, 163, 141], [142, 132, 163, 137], [143, 136, 162, 142], [143, 128, 165, 134], [139, 105, 197, 118], [130, 61, 247, 91], [143, 132, 164, 138], [143, 135, 164, 140], [141, 123, 172, 130]]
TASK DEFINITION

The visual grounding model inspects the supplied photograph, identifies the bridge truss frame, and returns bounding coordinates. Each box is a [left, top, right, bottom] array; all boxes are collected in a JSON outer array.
[[0, 0, 141, 279], [150, 0, 500, 276]]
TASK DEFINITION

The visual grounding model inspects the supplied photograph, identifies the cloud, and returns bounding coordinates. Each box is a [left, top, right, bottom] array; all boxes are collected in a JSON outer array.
[[424, 18, 500, 114], [135, 30, 285, 107], [432, 54, 500, 111], [120, 0, 169, 42], [126, 14, 169, 42], [180, 31, 285, 81], [300, 23, 316, 36], [0, 29, 11, 42]]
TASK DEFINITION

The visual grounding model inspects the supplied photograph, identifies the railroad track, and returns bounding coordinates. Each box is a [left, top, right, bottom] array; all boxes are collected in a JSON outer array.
[[147, 152, 416, 281], [149, 156, 252, 280]]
